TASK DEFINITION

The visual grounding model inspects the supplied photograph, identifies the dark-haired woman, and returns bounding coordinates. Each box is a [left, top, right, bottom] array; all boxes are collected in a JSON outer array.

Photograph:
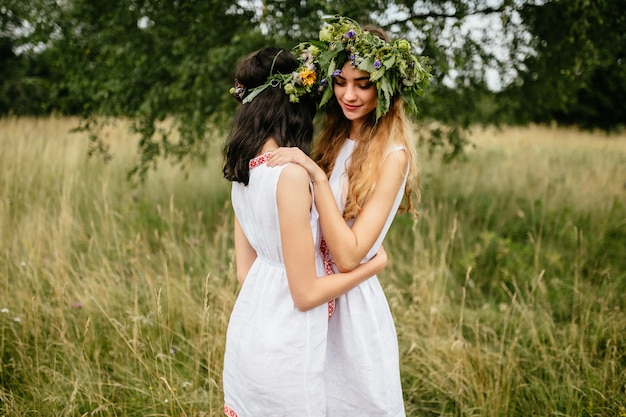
[[221, 47, 387, 417]]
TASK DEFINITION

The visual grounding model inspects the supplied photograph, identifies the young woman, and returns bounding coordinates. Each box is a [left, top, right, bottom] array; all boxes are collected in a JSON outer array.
[[221, 46, 388, 417], [268, 16, 431, 417]]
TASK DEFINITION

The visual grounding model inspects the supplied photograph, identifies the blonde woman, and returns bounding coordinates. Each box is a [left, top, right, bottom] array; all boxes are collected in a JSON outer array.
[[269, 16, 431, 416]]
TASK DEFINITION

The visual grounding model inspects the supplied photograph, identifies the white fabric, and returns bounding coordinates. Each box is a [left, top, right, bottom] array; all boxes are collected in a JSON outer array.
[[223, 156, 328, 417], [325, 139, 407, 417]]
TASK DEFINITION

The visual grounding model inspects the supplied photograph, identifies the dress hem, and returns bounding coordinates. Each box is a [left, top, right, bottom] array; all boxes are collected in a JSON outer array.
[[224, 403, 239, 417]]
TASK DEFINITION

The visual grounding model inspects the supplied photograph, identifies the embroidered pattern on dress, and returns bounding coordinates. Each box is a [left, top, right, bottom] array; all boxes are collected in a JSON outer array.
[[224, 404, 238, 417], [249, 152, 271, 169], [320, 237, 336, 319]]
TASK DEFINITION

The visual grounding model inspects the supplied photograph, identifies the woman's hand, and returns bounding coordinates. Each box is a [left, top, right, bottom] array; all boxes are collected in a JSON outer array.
[[350, 244, 388, 282], [268, 147, 327, 183], [371, 245, 388, 275]]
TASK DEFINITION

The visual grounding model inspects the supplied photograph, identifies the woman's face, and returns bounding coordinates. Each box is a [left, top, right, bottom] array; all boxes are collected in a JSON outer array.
[[333, 61, 378, 125]]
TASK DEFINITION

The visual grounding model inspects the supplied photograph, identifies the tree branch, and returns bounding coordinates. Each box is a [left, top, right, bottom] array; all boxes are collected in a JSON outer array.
[[393, 5, 507, 24]]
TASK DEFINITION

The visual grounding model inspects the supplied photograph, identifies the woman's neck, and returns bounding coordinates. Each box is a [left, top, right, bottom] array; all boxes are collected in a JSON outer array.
[[349, 121, 364, 141], [259, 138, 279, 155]]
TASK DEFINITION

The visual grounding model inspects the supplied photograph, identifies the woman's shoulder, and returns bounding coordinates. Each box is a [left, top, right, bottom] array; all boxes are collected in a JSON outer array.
[[275, 163, 312, 214], [383, 144, 409, 168], [382, 141, 406, 160], [277, 163, 310, 190]]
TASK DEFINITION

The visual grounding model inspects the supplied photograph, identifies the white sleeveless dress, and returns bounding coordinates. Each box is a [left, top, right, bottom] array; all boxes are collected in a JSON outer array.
[[325, 139, 407, 417], [223, 153, 328, 417]]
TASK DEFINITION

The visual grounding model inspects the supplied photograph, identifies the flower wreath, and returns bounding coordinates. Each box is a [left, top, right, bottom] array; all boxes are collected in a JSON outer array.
[[229, 50, 320, 104], [230, 15, 432, 119], [302, 15, 432, 119]]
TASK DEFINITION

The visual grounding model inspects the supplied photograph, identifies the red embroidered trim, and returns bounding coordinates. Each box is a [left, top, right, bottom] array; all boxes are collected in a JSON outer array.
[[224, 404, 238, 417], [249, 152, 271, 170], [320, 237, 336, 319]]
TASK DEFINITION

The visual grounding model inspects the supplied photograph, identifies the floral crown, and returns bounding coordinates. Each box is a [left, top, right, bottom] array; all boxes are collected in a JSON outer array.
[[296, 15, 432, 119], [230, 16, 431, 119], [229, 50, 319, 104]]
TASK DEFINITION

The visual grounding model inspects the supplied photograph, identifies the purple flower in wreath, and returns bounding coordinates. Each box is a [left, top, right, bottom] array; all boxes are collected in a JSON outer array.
[[373, 59, 382, 69], [332, 69, 342, 77], [345, 29, 356, 39]]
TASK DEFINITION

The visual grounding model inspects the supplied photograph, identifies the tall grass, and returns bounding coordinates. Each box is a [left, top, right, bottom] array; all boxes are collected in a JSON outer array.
[[390, 126, 626, 416], [1, 118, 625, 416], [1, 117, 234, 416]]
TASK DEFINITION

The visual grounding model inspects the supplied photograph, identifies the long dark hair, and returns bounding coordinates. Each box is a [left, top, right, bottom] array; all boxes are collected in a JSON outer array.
[[223, 47, 316, 185]]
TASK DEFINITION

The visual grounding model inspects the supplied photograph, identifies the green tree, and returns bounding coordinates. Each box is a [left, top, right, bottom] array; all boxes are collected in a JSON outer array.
[[36, 0, 268, 177], [3, 1, 624, 176], [0, 0, 44, 114], [500, 0, 626, 131]]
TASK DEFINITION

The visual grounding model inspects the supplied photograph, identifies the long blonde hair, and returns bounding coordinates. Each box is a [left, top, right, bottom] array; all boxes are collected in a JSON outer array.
[[312, 97, 420, 220]]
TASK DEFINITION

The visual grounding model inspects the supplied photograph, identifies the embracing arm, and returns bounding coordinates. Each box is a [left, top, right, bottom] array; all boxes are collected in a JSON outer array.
[[270, 147, 407, 272], [277, 164, 387, 312], [234, 215, 257, 285]]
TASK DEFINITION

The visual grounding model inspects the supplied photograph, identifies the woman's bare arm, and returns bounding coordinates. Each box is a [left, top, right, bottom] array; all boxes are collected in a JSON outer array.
[[277, 163, 387, 311], [270, 147, 406, 272], [234, 215, 257, 285]]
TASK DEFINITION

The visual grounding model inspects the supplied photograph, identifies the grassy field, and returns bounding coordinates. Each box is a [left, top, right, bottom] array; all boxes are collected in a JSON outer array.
[[1, 117, 625, 416]]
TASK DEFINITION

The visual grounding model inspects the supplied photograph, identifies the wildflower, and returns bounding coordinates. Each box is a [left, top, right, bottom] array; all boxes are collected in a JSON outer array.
[[345, 29, 356, 39], [13, 317, 21, 323], [306, 45, 320, 57], [332, 69, 342, 77], [1, 308, 8, 314], [299, 68, 316, 87], [373, 59, 382, 69], [229, 81, 246, 102], [397, 39, 410, 51], [319, 26, 332, 42], [349, 54, 359, 67]]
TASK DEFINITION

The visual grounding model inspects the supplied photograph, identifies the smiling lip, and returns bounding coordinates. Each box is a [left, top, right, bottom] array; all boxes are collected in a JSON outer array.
[[342, 103, 360, 111]]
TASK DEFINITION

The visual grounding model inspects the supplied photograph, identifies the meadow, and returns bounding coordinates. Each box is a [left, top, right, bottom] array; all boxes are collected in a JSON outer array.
[[0, 116, 624, 416]]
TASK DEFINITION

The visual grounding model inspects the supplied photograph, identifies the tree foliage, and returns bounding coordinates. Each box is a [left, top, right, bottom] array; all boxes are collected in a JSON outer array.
[[1, 1, 624, 177], [0, 0, 49, 114], [500, 0, 626, 131], [30, 0, 269, 177]]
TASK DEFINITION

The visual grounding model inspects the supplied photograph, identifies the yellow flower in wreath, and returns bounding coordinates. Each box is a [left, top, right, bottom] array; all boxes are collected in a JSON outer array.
[[299, 68, 317, 87]]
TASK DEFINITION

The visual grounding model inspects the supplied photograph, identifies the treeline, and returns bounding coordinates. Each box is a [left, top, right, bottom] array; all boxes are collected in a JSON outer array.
[[1, 0, 624, 171]]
